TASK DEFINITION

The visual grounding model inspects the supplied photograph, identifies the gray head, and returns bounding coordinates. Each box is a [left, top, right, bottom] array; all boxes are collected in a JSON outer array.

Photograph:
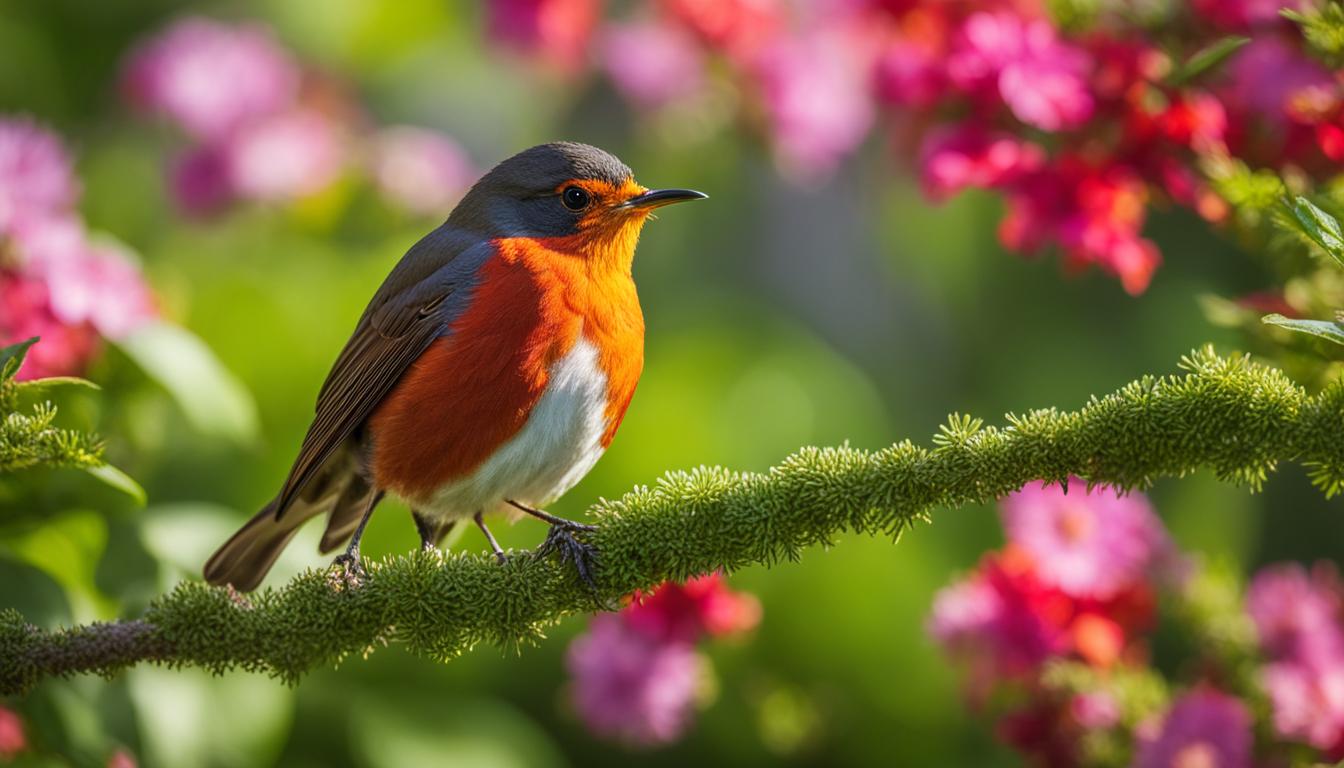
[[446, 142, 705, 238]]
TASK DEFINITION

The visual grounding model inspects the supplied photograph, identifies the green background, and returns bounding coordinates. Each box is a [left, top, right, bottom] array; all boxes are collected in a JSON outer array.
[[1, 1, 1337, 765]]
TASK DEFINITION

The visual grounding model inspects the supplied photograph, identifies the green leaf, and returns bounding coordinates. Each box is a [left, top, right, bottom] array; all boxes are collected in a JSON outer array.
[[1284, 196, 1344, 268], [1169, 36, 1250, 86], [83, 463, 147, 505], [114, 322, 259, 444], [1262, 314, 1344, 346], [15, 376, 101, 393], [0, 336, 38, 381]]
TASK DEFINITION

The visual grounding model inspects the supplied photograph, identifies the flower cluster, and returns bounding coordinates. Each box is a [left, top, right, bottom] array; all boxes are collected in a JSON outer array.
[[122, 17, 474, 218], [930, 480, 1191, 763], [486, 0, 1343, 294], [931, 478, 1344, 765], [565, 572, 760, 746], [0, 117, 156, 379], [1247, 562, 1344, 756]]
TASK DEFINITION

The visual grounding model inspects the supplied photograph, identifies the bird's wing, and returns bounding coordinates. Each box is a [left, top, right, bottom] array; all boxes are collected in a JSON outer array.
[[273, 230, 493, 519]]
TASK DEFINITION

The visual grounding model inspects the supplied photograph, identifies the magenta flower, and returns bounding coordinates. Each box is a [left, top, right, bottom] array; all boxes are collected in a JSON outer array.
[[601, 21, 706, 110], [225, 109, 346, 202], [567, 614, 703, 746], [1262, 660, 1344, 750], [369, 127, 474, 217], [0, 117, 79, 235], [751, 23, 875, 180], [487, 0, 601, 73], [1133, 689, 1252, 768], [169, 145, 236, 216], [624, 572, 762, 643], [1000, 479, 1174, 600], [1192, 0, 1311, 30], [918, 125, 1045, 201], [948, 12, 1094, 132], [1223, 37, 1333, 130], [1247, 563, 1344, 664], [1248, 563, 1344, 750], [928, 553, 1071, 689], [122, 17, 299, 142], [874, 30, 946, 109], [0, 268, 100, 381]]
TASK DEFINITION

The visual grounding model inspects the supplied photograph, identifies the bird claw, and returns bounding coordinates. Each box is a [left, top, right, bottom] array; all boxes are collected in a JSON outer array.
[[535, 524, 599, 593], [328, 552, 366, 589]]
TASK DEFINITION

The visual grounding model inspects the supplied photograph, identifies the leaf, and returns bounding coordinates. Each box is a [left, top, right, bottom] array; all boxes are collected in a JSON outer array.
[[1169, 36, 1251, 86], [15, 376, 101, 393], [83, 463, 147, 505], [114, 322, 260, 444], [0, 337, 38, 381], [1284, 196, 1344, 268], [1262, 314, 1344, 346]]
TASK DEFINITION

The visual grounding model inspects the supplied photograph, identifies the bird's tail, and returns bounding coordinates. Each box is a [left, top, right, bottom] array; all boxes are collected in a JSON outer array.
[[203, 457, 375, 591]]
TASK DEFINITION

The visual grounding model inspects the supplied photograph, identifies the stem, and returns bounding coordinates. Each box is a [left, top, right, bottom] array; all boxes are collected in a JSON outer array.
[[3, 348, 1341, 695]]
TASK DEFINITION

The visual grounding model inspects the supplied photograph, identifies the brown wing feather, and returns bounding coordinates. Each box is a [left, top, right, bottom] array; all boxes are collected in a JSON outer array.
[[273, 232, 493, 519]]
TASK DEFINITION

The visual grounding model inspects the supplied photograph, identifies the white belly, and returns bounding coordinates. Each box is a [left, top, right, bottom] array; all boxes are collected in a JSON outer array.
[[411, 336, 610, 522]]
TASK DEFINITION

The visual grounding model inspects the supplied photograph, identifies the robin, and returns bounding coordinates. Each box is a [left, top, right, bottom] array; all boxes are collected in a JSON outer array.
[[203, 142, 705, 591]]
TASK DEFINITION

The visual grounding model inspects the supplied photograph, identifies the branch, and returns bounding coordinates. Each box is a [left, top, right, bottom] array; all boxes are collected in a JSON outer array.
[[4, 348, 1342, 695]]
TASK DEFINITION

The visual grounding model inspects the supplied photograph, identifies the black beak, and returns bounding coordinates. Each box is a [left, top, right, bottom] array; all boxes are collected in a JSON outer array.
[[622, 188, 709, 209]]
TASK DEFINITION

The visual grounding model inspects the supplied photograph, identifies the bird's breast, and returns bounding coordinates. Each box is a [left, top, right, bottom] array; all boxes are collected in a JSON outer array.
[[367, 238, 644, 515]]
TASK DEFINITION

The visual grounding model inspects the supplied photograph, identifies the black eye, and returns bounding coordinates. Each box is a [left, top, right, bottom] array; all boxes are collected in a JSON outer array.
[[562, 186, 591, 211]]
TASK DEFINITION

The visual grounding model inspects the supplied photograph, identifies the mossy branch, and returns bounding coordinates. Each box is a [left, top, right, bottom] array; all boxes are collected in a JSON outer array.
[[3, 347, 1343, 695]]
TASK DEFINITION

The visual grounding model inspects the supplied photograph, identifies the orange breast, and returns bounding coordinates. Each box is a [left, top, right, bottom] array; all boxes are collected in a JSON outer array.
[[368, 237, 644, 501]]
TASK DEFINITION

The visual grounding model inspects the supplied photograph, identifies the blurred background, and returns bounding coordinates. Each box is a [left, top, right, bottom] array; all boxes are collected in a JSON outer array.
[[1, 0, 1339, 765]]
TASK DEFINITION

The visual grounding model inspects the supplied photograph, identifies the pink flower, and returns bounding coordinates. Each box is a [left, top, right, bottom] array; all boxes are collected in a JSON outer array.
[[225, 109, 346, 202], [1133, 689, 1252, 768], [1000, 479, 1173, 599], [369, 127, 474, 217], [1070, 692, 1120, 729], [0, 272, 99, 380], [660, 0, 783, 62], [918, 125, 1045, 200], [122, 17, 300, 142], [106, 749, 138, 768], [169, 145, 236, 216], [751, 24, 876, 180], [567, 614, 703, 746], [0, 117, 79, 234], [873, 7, 953, 109], [0, 706, 26, 759], [601, 21, 706, 110], [13, 217, 155, 340], [1247, 563, 1344, 665], [1223, 37, 1333, 137], [1001, 160, 1162, 294], [487, 0, 601, 73], [625, 572, 762, 643], [928, 552, 1071, 684], [45, 241, 156, 339], [1248, 563, 1344, 750], [1192, 0, 1310, 30], [948, 12, 1094, 131], [1262, 660, 1344, 750]]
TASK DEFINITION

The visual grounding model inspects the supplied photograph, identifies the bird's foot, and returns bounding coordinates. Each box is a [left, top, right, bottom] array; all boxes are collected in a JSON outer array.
[[536, 522, 599, 592], [328, 552, 366, 590]]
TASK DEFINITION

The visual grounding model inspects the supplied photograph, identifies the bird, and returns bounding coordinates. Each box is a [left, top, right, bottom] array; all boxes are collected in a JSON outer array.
[[203, 142, 706, 592]]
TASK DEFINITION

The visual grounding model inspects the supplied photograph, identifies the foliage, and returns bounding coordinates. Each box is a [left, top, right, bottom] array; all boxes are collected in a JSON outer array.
[[0, 338, 143, 503]]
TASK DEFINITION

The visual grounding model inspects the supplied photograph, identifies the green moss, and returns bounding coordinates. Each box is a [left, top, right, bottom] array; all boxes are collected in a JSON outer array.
[[3, 348, 1342, 694]]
